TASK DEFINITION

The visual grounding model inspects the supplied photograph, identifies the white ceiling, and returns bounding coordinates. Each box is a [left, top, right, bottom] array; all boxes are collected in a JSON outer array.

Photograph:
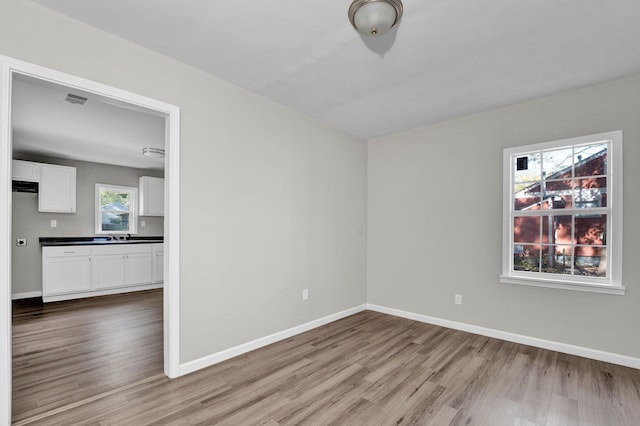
[[16, 0, 640, 163], [12, 75, 166, 170]]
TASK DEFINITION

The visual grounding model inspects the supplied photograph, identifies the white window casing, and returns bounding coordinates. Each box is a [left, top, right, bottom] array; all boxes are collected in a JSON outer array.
[[500, 131, 624, 295], [95, 183, 139, 234]]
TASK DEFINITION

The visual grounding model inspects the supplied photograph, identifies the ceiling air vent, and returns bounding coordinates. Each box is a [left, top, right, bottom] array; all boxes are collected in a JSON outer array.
[[65, 93, 88, 105]]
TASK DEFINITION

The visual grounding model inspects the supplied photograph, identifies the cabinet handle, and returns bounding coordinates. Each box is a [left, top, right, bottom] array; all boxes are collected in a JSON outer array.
[[64, 251, 75, 254]]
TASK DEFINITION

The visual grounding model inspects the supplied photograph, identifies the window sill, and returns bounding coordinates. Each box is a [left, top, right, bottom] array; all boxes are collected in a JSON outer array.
[[500, 275, 625, 295]]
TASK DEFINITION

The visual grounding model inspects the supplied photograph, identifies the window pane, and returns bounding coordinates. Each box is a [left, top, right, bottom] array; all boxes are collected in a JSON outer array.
[[541, 179, 573, 210], [100, 190, 131, 210], [101, 212, 130, 231], [514, 245, 540, 272], [575, 177, 606, 208], [514, 217, 540, 243], [575, 143, 607, 177], [514, 185, 540, 211], [575, 215, 606, 245], [574, 246, 605, 277], [541, 244, 572, 275], [514, 152, 541, 183], [543, 148, 573, 178], [542, 215, 572, 245]]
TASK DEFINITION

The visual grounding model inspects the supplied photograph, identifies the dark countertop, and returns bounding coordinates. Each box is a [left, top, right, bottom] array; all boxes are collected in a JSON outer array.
[[39, 236, 163, 247]]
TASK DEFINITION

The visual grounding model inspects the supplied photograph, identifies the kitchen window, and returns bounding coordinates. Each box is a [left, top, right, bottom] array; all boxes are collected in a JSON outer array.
[[95, 183, 138, 234], [500, 131, 624, 295]]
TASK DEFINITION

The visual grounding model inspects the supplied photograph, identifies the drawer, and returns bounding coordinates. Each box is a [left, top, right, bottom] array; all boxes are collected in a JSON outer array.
[[43, 246, 92, 257], [91, 243, 153, 256]]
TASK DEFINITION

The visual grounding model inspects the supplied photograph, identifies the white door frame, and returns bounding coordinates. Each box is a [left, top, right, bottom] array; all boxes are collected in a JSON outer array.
[[0, 55, 181, 423]]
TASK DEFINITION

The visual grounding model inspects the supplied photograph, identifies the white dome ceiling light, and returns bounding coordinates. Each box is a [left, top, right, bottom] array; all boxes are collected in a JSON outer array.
[[348, 0, 403, 37], [142, 147, 165, 158]]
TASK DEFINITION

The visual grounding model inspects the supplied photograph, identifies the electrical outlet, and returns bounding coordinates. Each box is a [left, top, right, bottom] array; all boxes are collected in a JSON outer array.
[[454, 294, 462, 305], [50, 220, 57, 228], [141, 220, 146, 228], [16, 238, 27, 247], [302, 289, 309, 301]]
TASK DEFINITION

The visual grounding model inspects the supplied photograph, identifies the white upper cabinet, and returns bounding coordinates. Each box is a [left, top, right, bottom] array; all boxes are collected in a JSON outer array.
[[139, 176, 164, 216], [12, 159, 41, 182], [13, 160, 76, 213], [39, 164, 76, 213]]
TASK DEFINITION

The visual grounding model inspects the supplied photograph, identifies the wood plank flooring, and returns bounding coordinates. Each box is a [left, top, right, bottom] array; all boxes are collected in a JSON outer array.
[[12, 291, 640, 425], [12, 290, 163, 424]]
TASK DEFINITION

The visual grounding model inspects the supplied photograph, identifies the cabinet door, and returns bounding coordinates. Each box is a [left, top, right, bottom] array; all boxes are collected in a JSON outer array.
[[152, 251, 164, 283], [12, 160, 41, 182], [126, 252, 153, 285], [43, 255, 92, 295], [92, 254, 126, 289], [39, 164, 76, 213], [139, 176, 164, 216]]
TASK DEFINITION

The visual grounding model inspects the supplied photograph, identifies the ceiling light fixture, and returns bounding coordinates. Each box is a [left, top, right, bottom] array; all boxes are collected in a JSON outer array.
[[348, 0, 403, 37], [142, 147, 165, 158]]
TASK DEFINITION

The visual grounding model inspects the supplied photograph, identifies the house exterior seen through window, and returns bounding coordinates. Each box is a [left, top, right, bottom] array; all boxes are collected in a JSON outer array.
[[95, 183, 138, 234], [501, 131, 624, 295]]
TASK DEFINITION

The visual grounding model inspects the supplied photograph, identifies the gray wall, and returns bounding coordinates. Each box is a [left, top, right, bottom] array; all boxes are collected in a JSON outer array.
[[1, 0, 367, 363], [368, 74, 640, 359], [11, 155, 164, 295], [7, 0, 636, 367]]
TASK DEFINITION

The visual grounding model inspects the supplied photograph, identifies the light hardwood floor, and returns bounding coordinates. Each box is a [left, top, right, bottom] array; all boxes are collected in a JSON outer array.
[[12, 290, 640, 425]]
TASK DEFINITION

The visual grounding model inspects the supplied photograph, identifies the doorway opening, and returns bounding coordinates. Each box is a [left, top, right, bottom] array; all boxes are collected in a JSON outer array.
[[0, 56, 181, 423]]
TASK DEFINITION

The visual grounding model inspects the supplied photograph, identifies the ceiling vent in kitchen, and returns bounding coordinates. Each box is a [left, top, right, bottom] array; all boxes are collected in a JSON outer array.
[[65, 93, 88, 105]]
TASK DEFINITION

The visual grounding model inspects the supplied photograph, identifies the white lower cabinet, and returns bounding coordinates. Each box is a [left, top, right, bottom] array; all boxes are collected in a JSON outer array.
[[42, 247, 92, 296], [126, 252, 153, 285], [43, 243, 162, 302], [92, 245, 153, 290], [92, 253, 127, 289], [152, 243, 164, 284]]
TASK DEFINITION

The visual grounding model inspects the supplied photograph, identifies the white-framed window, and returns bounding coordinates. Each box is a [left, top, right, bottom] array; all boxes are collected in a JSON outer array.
[[95, 183, 138, 234], [501, 131, 624, 295]]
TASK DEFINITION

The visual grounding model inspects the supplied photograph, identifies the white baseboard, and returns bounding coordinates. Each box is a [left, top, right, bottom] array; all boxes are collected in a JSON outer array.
[[42, 283, 163, 303], [367, 304, 640, 370], [12, 291, 42, 300], [179, 304, 367, 376]]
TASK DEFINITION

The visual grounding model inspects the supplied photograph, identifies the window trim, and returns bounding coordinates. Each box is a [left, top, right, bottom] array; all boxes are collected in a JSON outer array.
[[95, 183, 138, 235], [500, 131, 624, 295]]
